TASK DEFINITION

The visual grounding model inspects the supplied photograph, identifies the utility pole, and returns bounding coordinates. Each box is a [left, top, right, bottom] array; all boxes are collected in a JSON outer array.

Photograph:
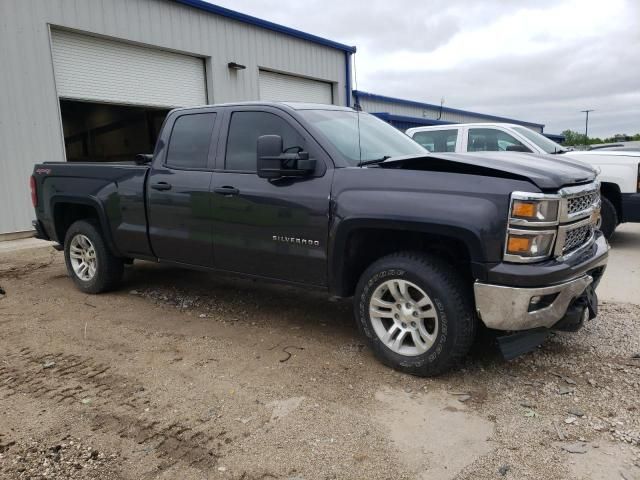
[[581, 109, 594, 146]]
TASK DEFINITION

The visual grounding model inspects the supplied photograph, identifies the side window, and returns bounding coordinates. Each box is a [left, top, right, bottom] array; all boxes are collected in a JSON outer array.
[[412, 129, 458, 152], [166, 113, 216, 169], [467, 128, 530, 152], [225, 111, 304, 171]]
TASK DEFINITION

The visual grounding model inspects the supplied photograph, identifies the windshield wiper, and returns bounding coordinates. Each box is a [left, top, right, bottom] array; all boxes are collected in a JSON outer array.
[[359, 156, 391, 167]]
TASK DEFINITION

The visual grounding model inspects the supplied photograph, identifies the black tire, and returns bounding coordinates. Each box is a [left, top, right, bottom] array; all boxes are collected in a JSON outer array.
[[354, 252, 476, 376], [599, 196, 618, 240], [64, 220, 124, 294]]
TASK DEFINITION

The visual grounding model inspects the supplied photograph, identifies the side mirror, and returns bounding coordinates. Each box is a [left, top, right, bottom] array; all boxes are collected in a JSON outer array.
[[257, 135, 316, 179], [135, 153, 153, 165], [506, 145, 530, 153]]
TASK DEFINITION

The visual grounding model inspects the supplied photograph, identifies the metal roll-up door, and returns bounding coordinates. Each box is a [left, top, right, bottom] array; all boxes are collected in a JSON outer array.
[[51, 29, 207, 108], [259, 70, 333, 104]]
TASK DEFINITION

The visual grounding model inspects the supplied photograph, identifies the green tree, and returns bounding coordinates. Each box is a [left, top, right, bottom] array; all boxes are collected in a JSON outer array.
[[562, 129, 586, 146], [561, 129, 609, 147]]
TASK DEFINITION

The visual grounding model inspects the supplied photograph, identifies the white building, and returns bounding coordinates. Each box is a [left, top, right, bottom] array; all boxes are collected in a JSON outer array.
[[0, 0, 355, 237]]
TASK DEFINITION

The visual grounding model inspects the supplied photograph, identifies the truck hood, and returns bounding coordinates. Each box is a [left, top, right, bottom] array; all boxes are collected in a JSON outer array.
[[378, 151, 597, 191]]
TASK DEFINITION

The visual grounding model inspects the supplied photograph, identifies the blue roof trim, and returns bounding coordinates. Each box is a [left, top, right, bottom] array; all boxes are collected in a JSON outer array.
[[172, 0, 357, 53], [543, 132, 566, 142], [354, 90, 544, 129], [372, 112, 455, 126]]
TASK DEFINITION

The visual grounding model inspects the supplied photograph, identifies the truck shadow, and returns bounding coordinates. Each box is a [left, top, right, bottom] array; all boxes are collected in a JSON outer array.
[[609, 227, 640, 248], [122, 260, 505, 367], [123, 260, 357, 334]]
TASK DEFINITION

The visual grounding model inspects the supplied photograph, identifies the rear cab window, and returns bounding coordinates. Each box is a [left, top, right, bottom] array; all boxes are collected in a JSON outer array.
[[467, 128, 531, 153], [165, 112, 217, 169], [412, 129, 458, 152]]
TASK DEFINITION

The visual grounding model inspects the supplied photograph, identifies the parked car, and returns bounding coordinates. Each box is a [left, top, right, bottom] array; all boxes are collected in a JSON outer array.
[[562, 150, 640, 237], [406, 123, 640, 238], [31, 103, 607, 376]]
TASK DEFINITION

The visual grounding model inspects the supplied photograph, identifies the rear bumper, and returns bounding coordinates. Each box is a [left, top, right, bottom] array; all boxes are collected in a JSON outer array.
[[474, 234, 608, 331], [32, 220, 50, 241], [621, 192, 640, 223]]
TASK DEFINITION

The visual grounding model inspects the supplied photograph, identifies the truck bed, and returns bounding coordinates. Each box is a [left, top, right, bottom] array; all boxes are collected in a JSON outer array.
[[32, 162, 153, 258]]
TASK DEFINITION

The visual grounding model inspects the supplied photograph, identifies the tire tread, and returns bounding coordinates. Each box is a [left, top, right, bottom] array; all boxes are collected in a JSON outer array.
[[355, 251, 476, 376], [64, 220, 123, 294]]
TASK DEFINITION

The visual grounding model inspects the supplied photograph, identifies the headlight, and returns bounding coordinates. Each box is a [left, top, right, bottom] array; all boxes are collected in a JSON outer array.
[[510, 198, 559, 223], [504, 229, 556, 262]]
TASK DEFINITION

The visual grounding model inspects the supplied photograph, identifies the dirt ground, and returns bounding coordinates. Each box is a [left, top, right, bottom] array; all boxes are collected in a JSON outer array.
[[0, 246, 639, 480]]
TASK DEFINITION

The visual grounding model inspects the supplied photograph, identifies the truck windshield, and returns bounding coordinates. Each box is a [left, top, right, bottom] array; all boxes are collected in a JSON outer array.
[[512, 126, 567, 154], [298, 110, 427, 166]]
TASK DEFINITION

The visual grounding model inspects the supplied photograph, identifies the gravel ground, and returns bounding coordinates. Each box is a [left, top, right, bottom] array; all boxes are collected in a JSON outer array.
[[0, 247, 639, 480]]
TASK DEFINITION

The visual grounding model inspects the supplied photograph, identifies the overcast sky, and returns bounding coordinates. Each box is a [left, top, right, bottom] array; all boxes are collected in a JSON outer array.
[[213, 0, 639, 137]]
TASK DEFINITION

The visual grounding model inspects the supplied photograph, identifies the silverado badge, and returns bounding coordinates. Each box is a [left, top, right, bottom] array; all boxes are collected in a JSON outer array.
[[272, 235, 320, 247]]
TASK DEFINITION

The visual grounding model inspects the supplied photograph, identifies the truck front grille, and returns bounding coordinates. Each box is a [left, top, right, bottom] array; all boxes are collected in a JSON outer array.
[[562, 223, 594, 254], [567, 191, 599, 216]]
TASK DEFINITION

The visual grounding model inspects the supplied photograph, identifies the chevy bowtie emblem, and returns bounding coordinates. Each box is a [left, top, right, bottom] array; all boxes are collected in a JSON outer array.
[[272, 235, 320, 247]]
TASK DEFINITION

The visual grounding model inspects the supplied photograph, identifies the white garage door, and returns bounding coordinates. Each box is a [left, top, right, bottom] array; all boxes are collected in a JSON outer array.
[[51, 29, 207, 108], [259, 70, 333, 104]]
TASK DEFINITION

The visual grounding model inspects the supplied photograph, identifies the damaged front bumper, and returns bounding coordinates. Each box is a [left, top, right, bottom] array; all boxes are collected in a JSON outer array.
[[474, 234, 609, 332]]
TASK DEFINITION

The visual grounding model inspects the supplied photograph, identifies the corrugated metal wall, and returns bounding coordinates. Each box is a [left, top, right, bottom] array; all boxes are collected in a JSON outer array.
[[358, 97, 545, 133], [0, 0, 347, 234]]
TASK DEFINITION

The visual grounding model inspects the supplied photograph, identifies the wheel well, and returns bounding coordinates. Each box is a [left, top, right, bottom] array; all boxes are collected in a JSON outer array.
[[53, 203, 100, 243], [600, 182, 622, 219], [338, 228, 472, 297]]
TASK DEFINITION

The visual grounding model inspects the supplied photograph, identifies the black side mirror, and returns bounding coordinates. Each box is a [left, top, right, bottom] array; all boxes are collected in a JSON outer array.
[[135, 153, 153, 165], [257, 135, 316, 179], [506, 145, 530, 153]]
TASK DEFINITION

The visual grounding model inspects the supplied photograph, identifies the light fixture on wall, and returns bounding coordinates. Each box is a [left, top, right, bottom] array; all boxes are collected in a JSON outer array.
[[227, 62, 246, 70]]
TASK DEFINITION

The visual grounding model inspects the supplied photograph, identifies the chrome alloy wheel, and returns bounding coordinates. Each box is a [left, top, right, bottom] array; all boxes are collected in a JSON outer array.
[[69, 234, 97, 281], [369, 279, 439, 356]]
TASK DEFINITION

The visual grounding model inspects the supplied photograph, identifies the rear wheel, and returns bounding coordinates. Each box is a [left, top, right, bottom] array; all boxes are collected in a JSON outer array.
[[599, 196, 618, 240], [354, 252, 476, 376], [64, 220, 124, 294]]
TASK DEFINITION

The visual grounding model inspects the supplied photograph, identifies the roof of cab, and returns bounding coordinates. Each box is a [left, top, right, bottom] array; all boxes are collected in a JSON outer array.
[[171, 101, 356, 113]]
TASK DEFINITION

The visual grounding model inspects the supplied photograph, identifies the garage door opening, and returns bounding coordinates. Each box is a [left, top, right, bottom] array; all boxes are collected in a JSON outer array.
[[60, 100, 169, 162]]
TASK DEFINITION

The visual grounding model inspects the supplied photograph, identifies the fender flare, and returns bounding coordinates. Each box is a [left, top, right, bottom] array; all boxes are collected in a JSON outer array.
[[328, 217, 486, 297], [50, 194, 123, 257]]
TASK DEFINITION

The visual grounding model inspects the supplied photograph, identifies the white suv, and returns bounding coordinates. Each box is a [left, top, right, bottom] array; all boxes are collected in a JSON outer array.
[[405, 122, 565, 155], [406, 123, 640, 239]]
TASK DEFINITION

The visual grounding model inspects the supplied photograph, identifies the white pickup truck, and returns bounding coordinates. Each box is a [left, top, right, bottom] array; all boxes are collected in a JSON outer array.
[[405, 123, 640, 238]]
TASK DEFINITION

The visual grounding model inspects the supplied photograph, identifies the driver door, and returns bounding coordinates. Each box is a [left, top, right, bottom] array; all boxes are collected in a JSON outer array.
[[210, 107, 333, 286]]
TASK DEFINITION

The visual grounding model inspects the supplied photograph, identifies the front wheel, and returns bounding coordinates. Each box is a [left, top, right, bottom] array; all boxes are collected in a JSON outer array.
[[64, 220, 124, 294], [354, 252, 476, 376], [599, 196, 618, 240]]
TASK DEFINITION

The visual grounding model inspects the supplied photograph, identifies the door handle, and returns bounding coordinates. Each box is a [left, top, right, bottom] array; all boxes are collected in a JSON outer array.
[[214, 186, 239, 196], [151, 182, 172, 191]]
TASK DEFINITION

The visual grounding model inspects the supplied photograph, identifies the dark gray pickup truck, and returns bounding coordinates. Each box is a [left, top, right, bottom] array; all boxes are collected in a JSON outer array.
[[30, 102, 608, 375]]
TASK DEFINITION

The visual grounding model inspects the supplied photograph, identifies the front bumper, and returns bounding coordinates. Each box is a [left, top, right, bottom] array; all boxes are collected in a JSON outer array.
[[474, 234, 608, 331]]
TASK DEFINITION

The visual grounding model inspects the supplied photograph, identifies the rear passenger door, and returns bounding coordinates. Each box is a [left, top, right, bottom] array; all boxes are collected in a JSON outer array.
[[209, 106, 333, 286], [147, 110, 219, 266]]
